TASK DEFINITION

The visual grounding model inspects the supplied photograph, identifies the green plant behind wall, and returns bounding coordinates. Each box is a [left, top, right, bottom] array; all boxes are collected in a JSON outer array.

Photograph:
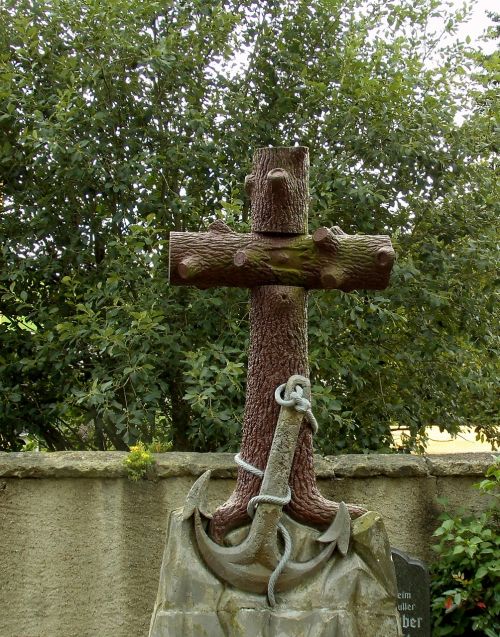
[[124, 442, 156, 482], [430, 457, 499, 637], [123, 439, 172, 481]]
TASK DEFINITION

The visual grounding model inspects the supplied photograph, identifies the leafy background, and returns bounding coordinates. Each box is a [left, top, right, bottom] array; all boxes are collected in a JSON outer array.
[[0, 0, 498, 452]]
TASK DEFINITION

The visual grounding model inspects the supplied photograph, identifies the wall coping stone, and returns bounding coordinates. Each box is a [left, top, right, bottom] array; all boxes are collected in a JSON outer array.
[[0, 451, 495, 480]]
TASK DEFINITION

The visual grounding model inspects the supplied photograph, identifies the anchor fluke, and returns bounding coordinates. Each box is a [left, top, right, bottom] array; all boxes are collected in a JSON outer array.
[[190, 495, 340, 595], [183, 470, 213, 521], [317, 501, 351, 556]]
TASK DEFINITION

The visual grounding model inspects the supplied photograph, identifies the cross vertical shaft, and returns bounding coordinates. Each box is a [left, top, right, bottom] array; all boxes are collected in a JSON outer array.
[[169, 145, 395, 543], [210, 147, 361, 541]]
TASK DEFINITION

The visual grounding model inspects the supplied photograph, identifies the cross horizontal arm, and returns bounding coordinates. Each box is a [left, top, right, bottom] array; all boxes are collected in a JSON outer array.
[[169, 224, 394, 292]]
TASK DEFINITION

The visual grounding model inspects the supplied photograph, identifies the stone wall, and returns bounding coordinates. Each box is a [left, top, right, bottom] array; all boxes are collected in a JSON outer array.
[[0, 451, 494, 637]]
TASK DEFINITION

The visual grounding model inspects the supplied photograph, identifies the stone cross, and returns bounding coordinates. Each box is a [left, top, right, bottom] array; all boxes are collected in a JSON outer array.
[[169, 146, 394, 542]]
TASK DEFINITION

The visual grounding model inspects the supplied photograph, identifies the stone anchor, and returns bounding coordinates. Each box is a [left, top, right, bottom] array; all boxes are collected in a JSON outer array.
[[183, 374, 351, 603]]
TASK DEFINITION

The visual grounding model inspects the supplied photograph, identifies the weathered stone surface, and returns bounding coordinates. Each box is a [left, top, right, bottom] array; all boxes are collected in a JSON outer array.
[[424, 452, 495, 476], [0, 450, 130, 478], [1, 451, 493, 480], [153, 452, 238, 479], [149, 509, 402, 637], [324, 453, 428, 477], [0, 453, 493, 637], [0, 476, 173, 637], [0, 451, 239, 479], [392, 548, 430, 637]]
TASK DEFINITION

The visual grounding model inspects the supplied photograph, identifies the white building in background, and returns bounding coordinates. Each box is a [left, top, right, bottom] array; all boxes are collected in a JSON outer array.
[[391, 427, 497, 454]]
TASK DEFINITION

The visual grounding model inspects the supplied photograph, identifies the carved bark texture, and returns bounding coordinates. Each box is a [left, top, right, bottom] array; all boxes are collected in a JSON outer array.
[[169, 228, 394, 291], [210, 286, 308, 541], [245, 146, 309, 234], [209, 147, 368, 542], [168, 146, 392, 541], [209, 285, 367, 542]]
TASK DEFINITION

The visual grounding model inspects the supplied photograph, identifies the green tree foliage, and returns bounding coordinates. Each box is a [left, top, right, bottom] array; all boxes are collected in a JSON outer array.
[[0, 0, 498, 452]]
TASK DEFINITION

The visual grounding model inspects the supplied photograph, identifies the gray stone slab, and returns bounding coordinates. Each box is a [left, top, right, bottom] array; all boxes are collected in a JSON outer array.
[[392, 548, 430, 637], [324, 454, 428, 477], [149, 509, 403, 637], [424, 453, 495, 476], [152, 608, 401, 637], [0, 451, 493, 479]]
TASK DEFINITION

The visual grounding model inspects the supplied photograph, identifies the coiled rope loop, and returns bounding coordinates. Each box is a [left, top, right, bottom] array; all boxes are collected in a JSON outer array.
[[234, 453, 292, 519]]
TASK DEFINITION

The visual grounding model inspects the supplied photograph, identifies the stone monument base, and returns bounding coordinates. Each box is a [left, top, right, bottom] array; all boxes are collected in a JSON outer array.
[[149, 509, 402, 637]]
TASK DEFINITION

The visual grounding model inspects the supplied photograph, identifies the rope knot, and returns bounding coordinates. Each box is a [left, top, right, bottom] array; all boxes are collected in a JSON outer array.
[[274, 381, 318, 433], [289, 386, 311, 413]]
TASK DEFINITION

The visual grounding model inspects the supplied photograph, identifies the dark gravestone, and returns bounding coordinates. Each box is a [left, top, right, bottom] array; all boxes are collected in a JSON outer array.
[[392, 548, 431, 637]]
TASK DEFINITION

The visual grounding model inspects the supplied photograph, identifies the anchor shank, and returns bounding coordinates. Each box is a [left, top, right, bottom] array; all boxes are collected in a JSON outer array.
[[259, 376, 308, 502]]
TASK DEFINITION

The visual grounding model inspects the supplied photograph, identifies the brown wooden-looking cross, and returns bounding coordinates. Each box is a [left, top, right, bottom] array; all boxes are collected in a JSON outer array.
[[169, 146, 395, 543]]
